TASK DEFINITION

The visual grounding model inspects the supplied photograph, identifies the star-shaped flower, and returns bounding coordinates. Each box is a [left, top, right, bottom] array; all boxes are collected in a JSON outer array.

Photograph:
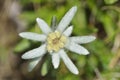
[[19, 6, 96, 75]]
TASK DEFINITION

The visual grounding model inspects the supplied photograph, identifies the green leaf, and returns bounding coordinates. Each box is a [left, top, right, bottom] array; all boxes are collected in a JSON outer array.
[[104, 0, 118, 4], [14, 39, 30, 53], [41, 61, 48, 76], [87, 40, 112, 69], [99, 14, 115, 39]]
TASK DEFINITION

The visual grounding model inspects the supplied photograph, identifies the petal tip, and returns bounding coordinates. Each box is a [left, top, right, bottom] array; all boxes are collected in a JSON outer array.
[[19, 32, 28, 37], [36, 18, 43, 23], [71, 67, 79, 75], [73, 6, 77, 9], [93, 36, 96, 40], [74, 71, 79, 75], [54, 65, 59, 69], [85, 52, 89, 55], [83, 50, 89, 55], [90, 36, 96, 42], [36, 18, 40, 22], [69, 25, 73, 29], [21, 54, 25, 59], [81, 48, 90, 55], [66, 26, 73, 32], [72, 6, 77, 12], [21, 53, 29, 59], [36, 17, 40, 20], [19, 33, 23, 37]]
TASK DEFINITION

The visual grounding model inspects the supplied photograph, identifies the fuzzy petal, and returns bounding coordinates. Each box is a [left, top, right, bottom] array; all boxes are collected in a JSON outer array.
[[63, 26, 73, 37], [56, 6, 77, 33], [65, 41, 89, 55], [28, 57, 42, 71], [21, 44, 46, 59], [70, 36, 96, 44], [36, 18, 52, 34], [19, 32, 47, 41], [59, 49, 79, 75], [52, 53, 60, 69]]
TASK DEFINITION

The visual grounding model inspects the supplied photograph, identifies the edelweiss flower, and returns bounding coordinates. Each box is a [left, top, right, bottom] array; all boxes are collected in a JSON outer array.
[[19, 6, 96, 75]]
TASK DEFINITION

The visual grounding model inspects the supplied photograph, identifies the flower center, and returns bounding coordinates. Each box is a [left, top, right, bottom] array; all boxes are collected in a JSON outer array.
[[47, 31, 67, 52], [52, 38, 59, 44]]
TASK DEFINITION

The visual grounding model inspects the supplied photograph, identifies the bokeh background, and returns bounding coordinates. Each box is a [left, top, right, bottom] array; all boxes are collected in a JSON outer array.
[[0, 0, 120, 80]]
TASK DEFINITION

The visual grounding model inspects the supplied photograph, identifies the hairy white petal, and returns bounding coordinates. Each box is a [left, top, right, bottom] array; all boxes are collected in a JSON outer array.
[[65, 41, 89, 55], [52, 53, 60, 69], [63, 26, 73, 37], [70, 36, 96, 44], [22, 44, 46, 59], [59, 49, 79, 75], [36, 18, 52, 34], [56, 6, 77, 32], [19, 32, 47, 41], [28, 57, 42, 72]]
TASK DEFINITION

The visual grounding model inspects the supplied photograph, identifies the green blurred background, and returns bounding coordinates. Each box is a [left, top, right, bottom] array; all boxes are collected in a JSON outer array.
[[0, 0, 120, 80]]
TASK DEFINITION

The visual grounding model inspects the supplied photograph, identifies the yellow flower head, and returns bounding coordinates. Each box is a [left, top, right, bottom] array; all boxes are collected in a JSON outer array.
[[47, 31, 67, 52]]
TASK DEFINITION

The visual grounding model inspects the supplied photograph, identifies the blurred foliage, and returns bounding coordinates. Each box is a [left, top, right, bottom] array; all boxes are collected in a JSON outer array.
[[14, 0, 120, 80]]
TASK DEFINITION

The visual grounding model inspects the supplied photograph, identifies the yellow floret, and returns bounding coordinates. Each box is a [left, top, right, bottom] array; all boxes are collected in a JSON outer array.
[[46, 31, 67, 52]]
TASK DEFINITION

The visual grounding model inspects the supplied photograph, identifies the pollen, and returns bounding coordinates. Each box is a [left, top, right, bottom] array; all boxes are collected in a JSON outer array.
[[47, 31, 67, 52]]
